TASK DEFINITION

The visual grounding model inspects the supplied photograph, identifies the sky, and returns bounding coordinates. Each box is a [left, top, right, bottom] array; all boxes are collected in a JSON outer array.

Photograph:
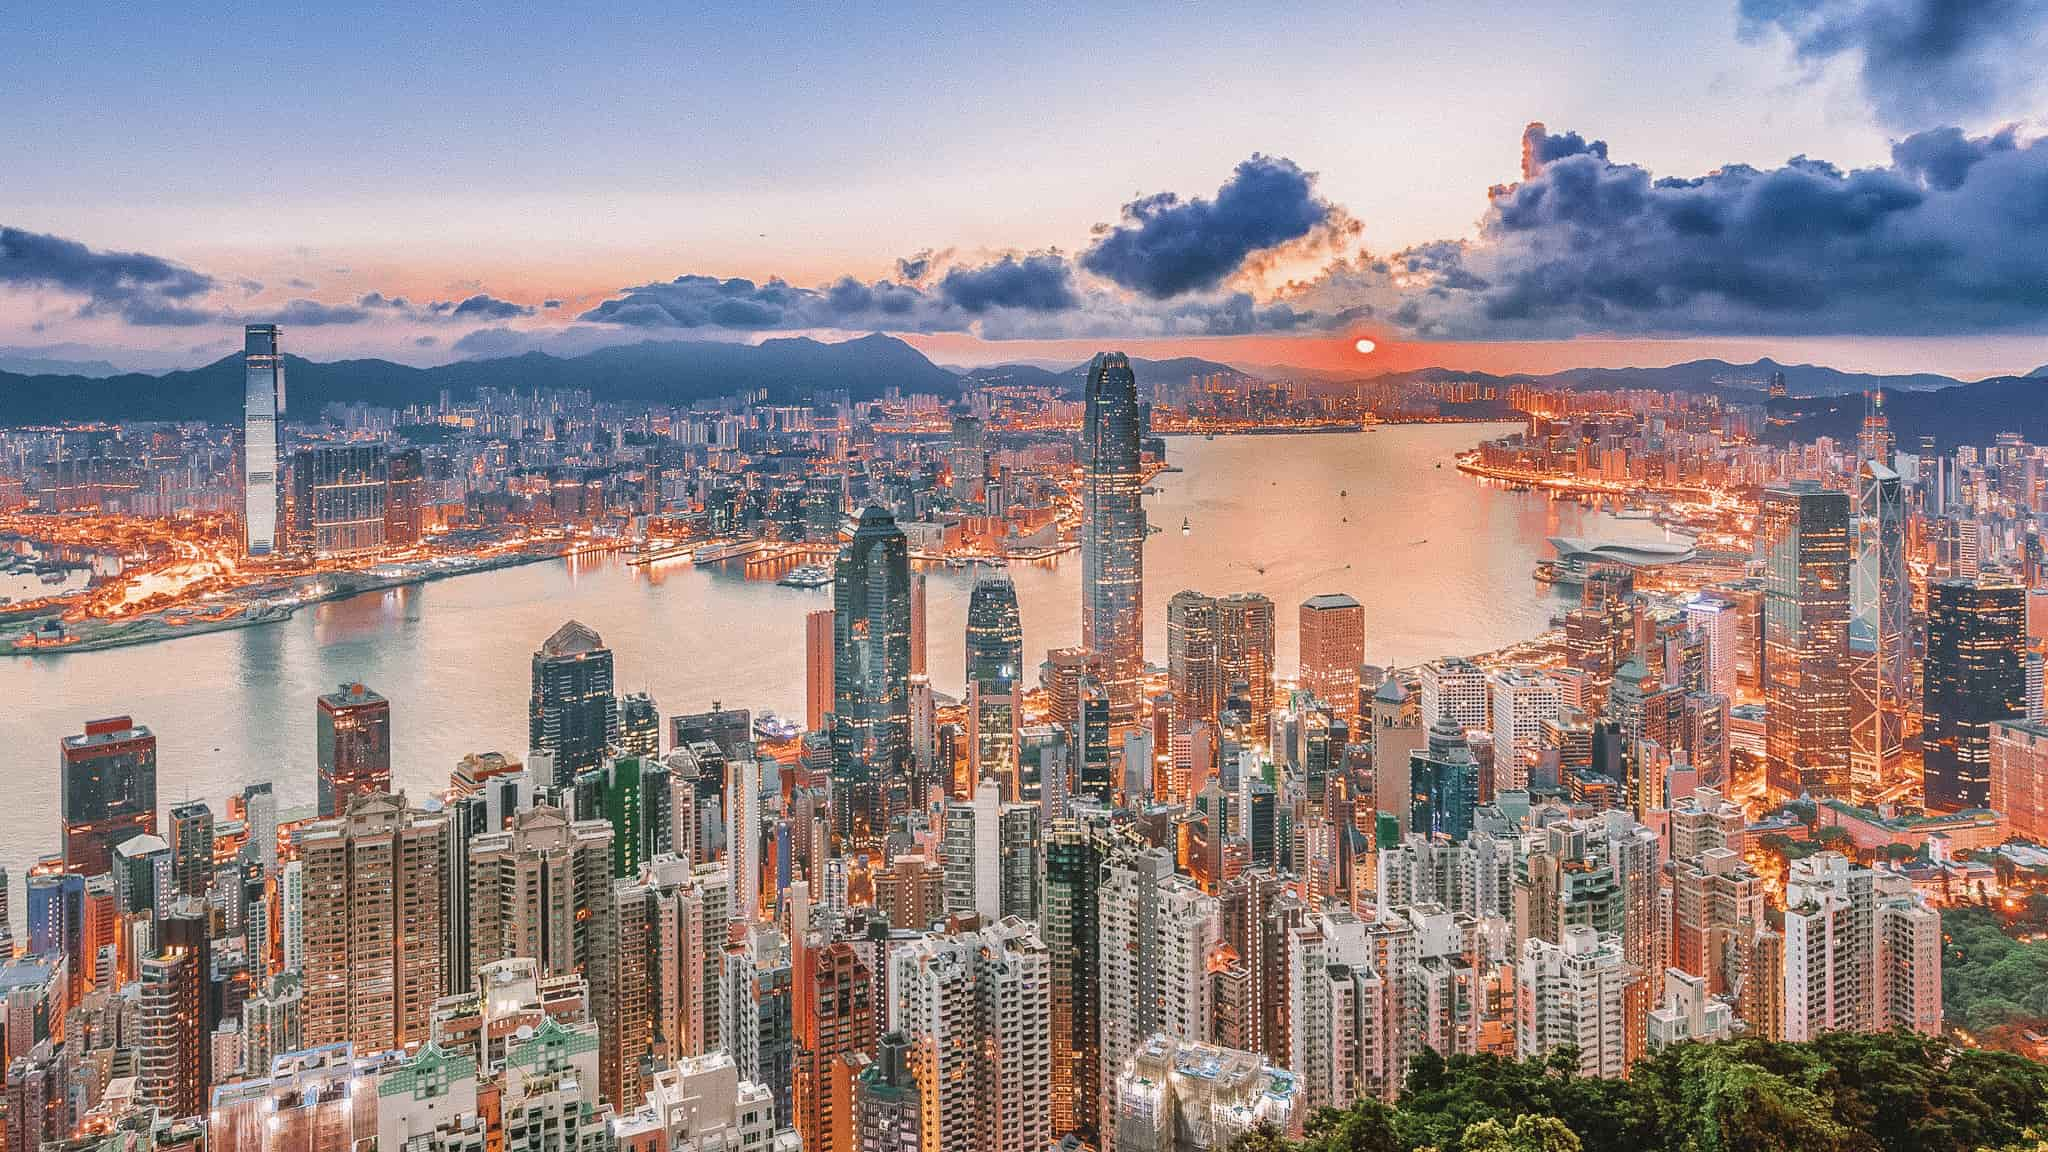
[[4, 0, 2048, 377]]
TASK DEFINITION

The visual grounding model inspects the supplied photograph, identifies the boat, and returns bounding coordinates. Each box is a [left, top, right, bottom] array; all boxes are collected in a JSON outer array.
[[1181, 517, 1191, 535], [776, 564, 833, 589], [40, 571, 67, 586], [753, 713, 803, 741], [1508, 483, 1532, 493]]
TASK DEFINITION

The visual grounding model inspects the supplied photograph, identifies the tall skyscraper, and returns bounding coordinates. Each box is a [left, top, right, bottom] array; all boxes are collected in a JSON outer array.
[[806, 608, 836, 733], [1044, 820, 1107, 1139], [832, 506, 913, 846], [795, 940, 875, 1152], [1082, 352, 1145, 729], [1298, 593, 1365, 717], [1924, 578, 2027, 811], [299, 793, 447, 1053], [317, 682, 391, 818], [887, 918, 1052, 1152], [965, 575, 1024, 691], [60, 715, 157, 876], [1217, 593, 1276, 743], [288, 444, 388, 556], [242, 324, 286, 556], [529, 620, 620, 787], [1167, 590, 1223, 730], [910, 571, 929, 680], [1850, 461, 1909, 793], [168, 800, 213, 900], [384, 446, 426, 547], [1761, 483, 1852, 798]]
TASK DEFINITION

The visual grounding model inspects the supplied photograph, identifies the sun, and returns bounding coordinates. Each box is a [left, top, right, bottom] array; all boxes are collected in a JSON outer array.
[[1354, 338, 1376, 355]]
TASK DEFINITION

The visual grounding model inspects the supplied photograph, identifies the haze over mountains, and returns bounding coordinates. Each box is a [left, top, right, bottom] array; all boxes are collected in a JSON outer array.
[[1, 333, 2042, 448]]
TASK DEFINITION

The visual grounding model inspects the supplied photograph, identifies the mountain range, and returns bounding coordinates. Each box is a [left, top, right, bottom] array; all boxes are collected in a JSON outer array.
[[0, 334, 2041, 449]]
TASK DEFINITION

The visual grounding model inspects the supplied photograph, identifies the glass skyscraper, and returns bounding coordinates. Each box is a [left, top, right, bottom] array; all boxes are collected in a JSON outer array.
[[1081, 352, 1145, 730], [965, 575, 1023, 691], [1849, 460, 1908, 792], [528, 620, 620, 787], [242, 324, 286, 556], [1761, 482, 1852, 799], [316, 682, 391, 818], [1924, 578, 2027, 811], [832, 505, 912, 845]]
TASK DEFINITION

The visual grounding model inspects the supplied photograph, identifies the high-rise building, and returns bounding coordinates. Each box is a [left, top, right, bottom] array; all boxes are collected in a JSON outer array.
[[620, 692, 661, 758], [1924, 578, 2027, 811], [1489, 669, 1560, 792], [1849, 461, 1909, 793], [1299, 594, 1365, 718], [807, 608, 836, 733], [384, 446, 425, 547], [795, 940, 875, 1152], [1781, 854, 1941, 1039], [1167, 591, 1223, 730], [1082, 352, 1145, 730], [465, 804, 614, 977], [911, 571, 929, 680], [61, 715, 157, 876], [289, 445, 388, 556], [888, 918, 1052, 1152], [965, 576, 1024, 692], [833, 506, 914, 846], [168, 800, 214, 900], [317, 682, 391, 818], [1098, 849, 1217, 1140], [939, 778, 1041, 923], [950, 413, 987, 507], [1761, 483, 1852, 798], [299, 793, 448, 1052], [1420, 657, 1489, 733], [1515, 926, 1634, 1079], [1992, 719, 2048, 841], [1113, 1034, 1295, 1152], [530, 620, 620, 787], [242, 324, 287, 556], [1217, 593, 1276, 744], [856, 1031, 923, 1152], [1044, 820, 1108, 1138], [1684, 597, 1739, 703], [137, 911, 210, 1118]]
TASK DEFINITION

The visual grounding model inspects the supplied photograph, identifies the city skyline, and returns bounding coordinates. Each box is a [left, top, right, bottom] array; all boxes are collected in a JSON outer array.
[[8, 4, 2048, 378]]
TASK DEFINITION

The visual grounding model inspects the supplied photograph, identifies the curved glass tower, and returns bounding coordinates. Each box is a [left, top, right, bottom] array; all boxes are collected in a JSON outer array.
[[965, 575, 1024, 691], [832, 505, 912, 844], [1081, 352, 1144, 729]]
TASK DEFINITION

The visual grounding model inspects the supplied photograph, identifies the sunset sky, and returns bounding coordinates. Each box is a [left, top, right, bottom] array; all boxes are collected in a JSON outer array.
[[5, 1, 2048, 376]]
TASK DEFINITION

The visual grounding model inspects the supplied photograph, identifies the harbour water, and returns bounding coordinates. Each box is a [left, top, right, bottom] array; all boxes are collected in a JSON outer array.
[[0, 423, 1654, 892]]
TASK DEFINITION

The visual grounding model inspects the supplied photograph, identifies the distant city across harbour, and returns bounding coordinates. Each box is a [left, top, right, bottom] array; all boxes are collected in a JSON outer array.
[[0, 423, 1655, 895]]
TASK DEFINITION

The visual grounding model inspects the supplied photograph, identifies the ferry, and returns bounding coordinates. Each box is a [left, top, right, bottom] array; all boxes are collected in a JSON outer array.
[[1181, 517, 1191, 535], [777, 564, 833, 589], [753, 713, 803, 741]]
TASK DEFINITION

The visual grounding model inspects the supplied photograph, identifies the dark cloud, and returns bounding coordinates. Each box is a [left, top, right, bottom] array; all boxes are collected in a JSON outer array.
[[1306, 122, 2048, 338], [935, 254, 1078, 313], [543, 299, 563, 309], [414, 335, 439, 347], [445, 293, 535, 320], [1, 226, 218, 326], [264, 298, 371, 326], [1080, 155, 1332, 298], [1739, 0, 2048, 128]]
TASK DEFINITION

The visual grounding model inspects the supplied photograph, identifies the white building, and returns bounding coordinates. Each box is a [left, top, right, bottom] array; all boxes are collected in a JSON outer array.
[[1420, 658, 1489, 734], [888, 917, 1052, 1152], [1114, 1034, 1295, 1152], [1684, 597, 1739, 702], [1489, 669, 1561, 791], [1515, 927, 1635, 1079], [1782, 853, 1941, 1041], [1099, 849, 1219, 1145]]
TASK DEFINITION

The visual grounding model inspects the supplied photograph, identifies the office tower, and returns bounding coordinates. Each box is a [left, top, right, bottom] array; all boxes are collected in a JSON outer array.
[[465, 804, 614, 977], [1041, 647, 1097, 729], [795, 940, 875, 1152], [242, 324, 286, 556], [1850, 461, 1909, 793], [168, 800, 214, 899], [299, 793, 448, 1052], [289, 444, 388, 556], [1114, 1034, 1295, 1152], [964, 575, 1024, 691], [856, 1031, 922, 1152], [1924, 578, 2027, 810], [888, 919, 1052, 1152], [1044, 821, 1107, 1138], [61, 715, 157, 876], [967, 678, 1020, 794], [1299, 593, 1365, 717], [1684, 597, 1739, 702], [950, 413, 987, 506], [1515, 926, 1634, 1079], [1489, 669, 1560, 792], [137, 917, 209, 1118], [1076, 681, 1115, 805], [910, 571, 928, 679], [1781, 854, 1941, 1039], [317, 682, 391, 818], [1420, 657, 1489, 732], [384, 446, 425, 547], [1371, 679, 1423, 835], [112, 833, 170, 921], [833, 506, 914, 846], [1993, 720, 2048, 840], [1082, 352, 1145, 729], [595, 878, 659, 1107], [1167, 591, 1223, 729], [807, 608, 836, 733], [729, 755, 762, 923], [1565, 567, 1638, 714], [1217, 593, 1276, 744], [621, 692, 661, 758], [1761, 483, 1852, 798], [1098, 849, 1219, 1138], [1408, 719, 1481, 841], [530, 620, 620, 787]]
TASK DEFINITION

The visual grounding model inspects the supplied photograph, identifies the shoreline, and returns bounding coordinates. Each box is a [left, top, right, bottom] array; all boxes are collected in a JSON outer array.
[[3, 542, 609, 658]]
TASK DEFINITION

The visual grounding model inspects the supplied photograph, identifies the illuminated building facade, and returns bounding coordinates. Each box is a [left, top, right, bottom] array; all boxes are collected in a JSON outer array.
[[1082, 352, 1145, 731], [243, 324, 287, 556], [1761, 483, 1851, 798], [290, 444, 388, 557], [832, 506, 913, 846], [1924, 578, 2027, 811], [317, 682, 391, 819], [61, 715, 157, 876], [529, 620, 620, 787], [1298, 593, 1365, 718], [1849, 461, 1908, 794]]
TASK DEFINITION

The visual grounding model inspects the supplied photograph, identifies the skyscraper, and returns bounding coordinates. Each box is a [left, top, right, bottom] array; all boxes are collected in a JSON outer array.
[[832, 506, 913, 846], [317, 682, 392, 818], [888, 918, 1052, 1152], [1761, 483, 1852, 798], [1850, 461, 1909, 793], [965, 575, 1024, 691], [299, 793, 448, 1052], [1924, 578, 2027, 811], [795, 940, 875, 1152], [242, 324, 286, 557], [1044, 820, 1107, 1139], [288, 444, 388, 556], [168, 800, 213, 900], [806, 608, 836, 733], [1167, 591, 1223, 730], [60, 715, 157, 876], [1217, 593, 1276, 744], [1298, 593, 1365, 717], [1082, 352, 1145, 729], [464, 803, 614, 977], [529, 620, 620, 787]]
